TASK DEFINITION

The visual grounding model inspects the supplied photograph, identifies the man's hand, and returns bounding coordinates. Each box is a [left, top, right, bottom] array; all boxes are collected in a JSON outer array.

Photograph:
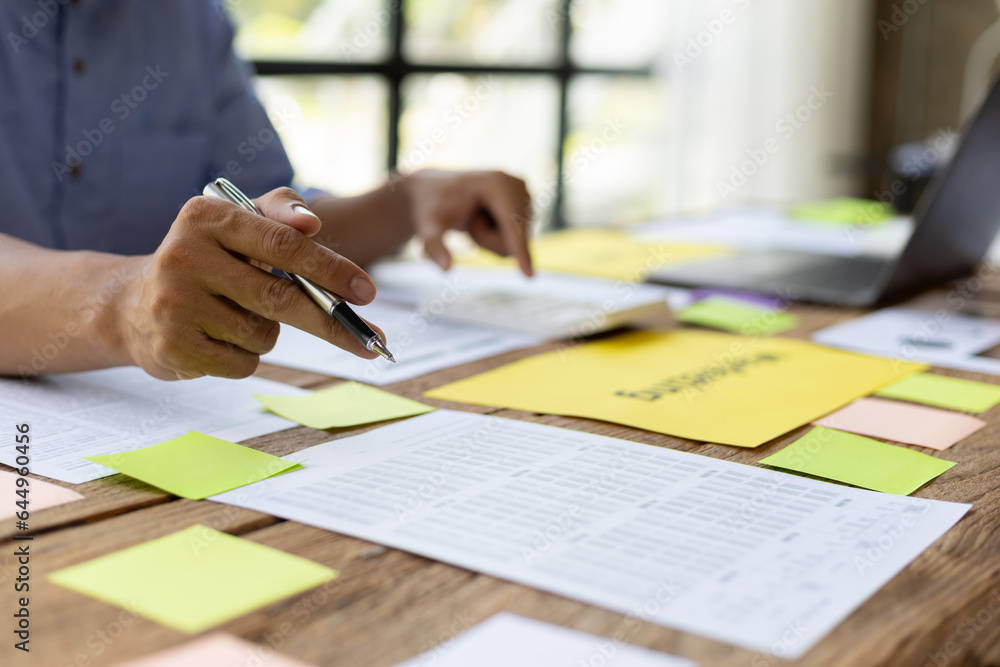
[[115, 187, 384, 380], [404, 169, 533, 276]]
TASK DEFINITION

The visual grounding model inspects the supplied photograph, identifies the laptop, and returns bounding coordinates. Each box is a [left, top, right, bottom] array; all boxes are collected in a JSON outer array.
[[647, 77, 1000, 307]]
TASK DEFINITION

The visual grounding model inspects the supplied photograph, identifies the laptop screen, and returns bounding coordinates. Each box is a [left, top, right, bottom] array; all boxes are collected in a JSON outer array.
[[881, 76, 1000, 301]]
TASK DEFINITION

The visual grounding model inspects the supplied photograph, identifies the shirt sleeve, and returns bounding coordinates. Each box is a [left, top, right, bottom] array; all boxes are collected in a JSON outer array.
[[205, 12, 295, 199]]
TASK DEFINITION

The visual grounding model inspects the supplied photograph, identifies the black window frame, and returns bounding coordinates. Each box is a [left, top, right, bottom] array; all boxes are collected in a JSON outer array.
[[251, 0, 651, 228]]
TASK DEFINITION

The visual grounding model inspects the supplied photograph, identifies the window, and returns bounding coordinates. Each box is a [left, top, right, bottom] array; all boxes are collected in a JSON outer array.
[[229, 1, 874, 229], [227, 0, 654, 229]]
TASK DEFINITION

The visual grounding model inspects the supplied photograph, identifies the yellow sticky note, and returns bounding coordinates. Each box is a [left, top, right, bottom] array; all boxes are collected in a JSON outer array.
[[458, 228, 728, 282], [255, 381, 434, 430], [876, 373, 1000, 413], [85, 433, 300, 500], [49, 525, 337, 634], [760, 427, 956, 495], [426, 330, 925, 448], [788, 197, 894, 226], [676, 296, 799, 336]]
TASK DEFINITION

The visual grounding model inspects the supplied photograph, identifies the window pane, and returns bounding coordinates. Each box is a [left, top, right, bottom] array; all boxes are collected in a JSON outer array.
[[254, 76, 388, 196], [405, 0, 562, 65], [400, 74, 560, 226], [570, 0, 671, 68], [563, 76, 671, 227], [229, 0, 391, 63]]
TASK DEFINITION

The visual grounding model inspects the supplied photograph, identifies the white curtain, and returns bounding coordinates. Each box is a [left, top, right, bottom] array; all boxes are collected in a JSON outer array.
[[656, 0, 875, 215]]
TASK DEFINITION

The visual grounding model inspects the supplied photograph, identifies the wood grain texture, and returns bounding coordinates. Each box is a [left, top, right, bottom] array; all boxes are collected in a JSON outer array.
[[8, 278, 1000, 667]]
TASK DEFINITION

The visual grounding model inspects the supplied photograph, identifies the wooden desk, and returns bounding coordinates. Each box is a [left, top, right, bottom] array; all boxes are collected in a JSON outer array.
[[6, 277, 1000, 667]]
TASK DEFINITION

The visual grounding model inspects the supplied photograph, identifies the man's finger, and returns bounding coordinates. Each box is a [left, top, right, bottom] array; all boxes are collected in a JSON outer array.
[[254, 187, 322, 237], [188, 197, 376, 305], [475, 175, 533, 276]]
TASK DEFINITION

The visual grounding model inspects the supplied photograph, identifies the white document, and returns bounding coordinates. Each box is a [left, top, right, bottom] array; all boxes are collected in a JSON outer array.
[[632, 206, 914, 259], [212, 410, 969, 658], [392, 613, 695, 667], [0, 368, 303, 484], [369, 261, 671, 338], [263, 300, 545, 385], [813, 307, 1000, 376]]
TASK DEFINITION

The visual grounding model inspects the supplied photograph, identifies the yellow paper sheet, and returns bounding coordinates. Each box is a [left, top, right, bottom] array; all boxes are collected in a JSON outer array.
[[255, 381, 435, 430], [50, 525, 337, 634], [426, 330, 925, 447], [457, 228, 728, 282], [85, 433, 301, 500]]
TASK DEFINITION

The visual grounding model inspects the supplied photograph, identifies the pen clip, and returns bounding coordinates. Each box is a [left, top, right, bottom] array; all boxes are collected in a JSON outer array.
[[202, 178, 344, 315], [204, 178, 262, 216]]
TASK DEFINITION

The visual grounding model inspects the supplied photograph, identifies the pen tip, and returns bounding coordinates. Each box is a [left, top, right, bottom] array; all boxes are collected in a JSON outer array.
[[372, 339, 396, 364]]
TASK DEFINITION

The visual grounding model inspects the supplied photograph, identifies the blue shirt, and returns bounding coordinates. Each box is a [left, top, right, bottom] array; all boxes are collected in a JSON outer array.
[[0, 0, 295, 254]]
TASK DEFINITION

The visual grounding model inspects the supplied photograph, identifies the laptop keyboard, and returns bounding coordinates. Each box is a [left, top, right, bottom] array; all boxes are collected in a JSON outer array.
[[777, 256, 888, 291]]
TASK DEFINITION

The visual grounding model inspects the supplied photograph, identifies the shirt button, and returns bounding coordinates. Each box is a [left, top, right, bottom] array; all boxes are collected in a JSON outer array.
[[72, 58, 85, 75], [68, 165, 82, 179]]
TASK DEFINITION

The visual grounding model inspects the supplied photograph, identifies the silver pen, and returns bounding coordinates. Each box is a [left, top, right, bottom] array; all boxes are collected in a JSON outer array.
[[203, 178, 395, 363]]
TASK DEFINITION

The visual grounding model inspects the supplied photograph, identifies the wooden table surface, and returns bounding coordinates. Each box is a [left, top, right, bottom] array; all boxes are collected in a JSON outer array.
[[5, 275, 1000, 667]]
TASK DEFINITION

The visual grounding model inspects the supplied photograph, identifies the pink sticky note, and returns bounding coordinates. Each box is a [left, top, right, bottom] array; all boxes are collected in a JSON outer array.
[[814, 398, 986, 451], [109, 633, 315, 667], [0, 471, 83, 519]]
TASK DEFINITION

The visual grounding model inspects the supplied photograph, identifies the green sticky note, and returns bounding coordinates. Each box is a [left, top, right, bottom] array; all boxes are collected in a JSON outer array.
[[675, 296, 799, 336], [788, 197, 894, 226], [760, 427, 956, 495], [85, 432, 301, 500], [256, 381, 434, 430], [50, 525, 336, 634], [876, 373, 1000, 413]]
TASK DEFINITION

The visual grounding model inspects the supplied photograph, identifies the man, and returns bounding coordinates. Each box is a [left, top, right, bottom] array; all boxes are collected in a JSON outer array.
[[0, 0, 533, 381]]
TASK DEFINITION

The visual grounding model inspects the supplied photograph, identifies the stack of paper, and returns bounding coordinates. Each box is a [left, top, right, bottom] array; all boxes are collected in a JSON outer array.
[[263, 299, 545, 385], [212, 410, 969, 658], [0, 368, 304, 484], [813, 307, 1000, 376], [370, 260, 672, 338]]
